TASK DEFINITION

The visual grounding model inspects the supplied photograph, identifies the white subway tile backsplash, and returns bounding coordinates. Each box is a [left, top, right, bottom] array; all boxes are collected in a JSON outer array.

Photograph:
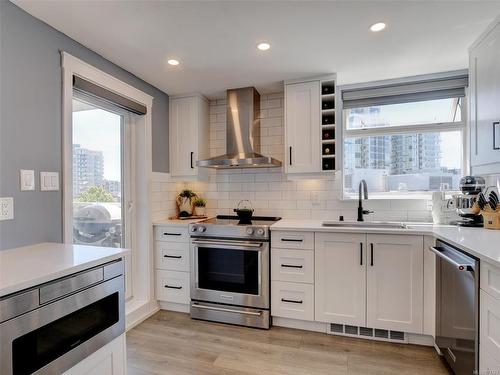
[[151, 92, 433, 222]]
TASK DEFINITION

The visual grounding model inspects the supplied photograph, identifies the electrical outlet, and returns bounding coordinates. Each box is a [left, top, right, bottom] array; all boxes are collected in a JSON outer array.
[[311, 192, 321, 205], [0, 197, 14, 221]]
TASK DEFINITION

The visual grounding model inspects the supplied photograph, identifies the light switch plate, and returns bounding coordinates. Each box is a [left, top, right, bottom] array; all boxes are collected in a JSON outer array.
[[0, 197, 14, 221], [20, 169, 35, 191], [40, 172, 59, 191]]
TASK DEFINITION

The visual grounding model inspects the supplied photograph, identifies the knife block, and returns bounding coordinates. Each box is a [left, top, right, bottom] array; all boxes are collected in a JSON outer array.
[[480, 207, 500, 229]]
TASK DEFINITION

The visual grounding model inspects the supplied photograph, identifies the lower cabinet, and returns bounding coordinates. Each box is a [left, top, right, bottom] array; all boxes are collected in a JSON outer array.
[[271, 281, 314, 321], [480, 288, 500, 372], [315, 233, 366, 326], [63, 335, 126, 375], [366, 234, 424, 333], [313, 232, 424, 333], [156, 269, 190, 304]]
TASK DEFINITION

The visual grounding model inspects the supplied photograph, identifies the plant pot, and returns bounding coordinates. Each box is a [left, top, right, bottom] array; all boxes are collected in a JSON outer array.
[[194, 206, 206, 217], [177, 196, 194, 216]]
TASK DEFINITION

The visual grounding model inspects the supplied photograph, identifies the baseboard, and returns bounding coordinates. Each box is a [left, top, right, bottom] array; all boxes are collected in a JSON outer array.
[[272, 317, 327, 333], [159, 301, 190, 313], [125, 299, 159, 331], [407, 333, 435, 346]]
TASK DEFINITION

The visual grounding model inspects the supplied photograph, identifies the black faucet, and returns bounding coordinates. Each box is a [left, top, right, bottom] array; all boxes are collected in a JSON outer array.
[[357, 179, 373, 221]]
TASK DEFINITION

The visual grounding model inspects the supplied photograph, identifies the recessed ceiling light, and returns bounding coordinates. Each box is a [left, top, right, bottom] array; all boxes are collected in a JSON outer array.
[[167, 59, 180, 66], [257, 42, 271, 51], [370, 22, 386, 32]]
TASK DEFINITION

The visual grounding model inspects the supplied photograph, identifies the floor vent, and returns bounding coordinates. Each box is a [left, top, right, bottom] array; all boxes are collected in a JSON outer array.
[[328, 323, 408, 343], [344, 325, 358, 335]]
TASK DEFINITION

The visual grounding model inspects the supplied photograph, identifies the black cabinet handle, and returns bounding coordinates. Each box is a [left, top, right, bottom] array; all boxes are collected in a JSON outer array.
[[164, 285, 182, 289], [370, 243, 374, 266], [190, 151, 194, 168], [494, 122, 500, 150], [360, 242, 363, 266], [289, 146, 292, 165], [281, 298, 303, 304], [281, 238, 303, 242], [163, 232, 182, 236], [164, 255, 182, 259], [281, 264, 303, 269]]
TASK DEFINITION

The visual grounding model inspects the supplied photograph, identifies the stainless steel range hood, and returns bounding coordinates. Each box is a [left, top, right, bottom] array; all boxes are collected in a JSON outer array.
[[196, 87, 282, 169]]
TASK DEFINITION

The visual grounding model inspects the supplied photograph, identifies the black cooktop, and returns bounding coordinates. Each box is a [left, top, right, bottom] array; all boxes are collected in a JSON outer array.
[[202, 215, 281, 226]]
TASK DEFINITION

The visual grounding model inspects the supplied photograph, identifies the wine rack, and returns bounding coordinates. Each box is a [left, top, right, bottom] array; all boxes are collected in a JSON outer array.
[[321, 79, 336, 171]]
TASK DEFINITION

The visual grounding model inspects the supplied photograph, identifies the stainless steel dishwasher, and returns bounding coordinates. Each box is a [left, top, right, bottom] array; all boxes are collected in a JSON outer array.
[[431, 240, 479, 375]]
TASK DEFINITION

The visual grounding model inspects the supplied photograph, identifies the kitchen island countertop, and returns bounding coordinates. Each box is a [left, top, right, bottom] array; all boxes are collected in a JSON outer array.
[[0, 242, 128, 298]]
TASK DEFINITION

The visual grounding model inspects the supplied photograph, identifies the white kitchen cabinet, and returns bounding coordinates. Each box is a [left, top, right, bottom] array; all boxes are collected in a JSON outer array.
[[480, 290, 500, 372], [63, 335, 125, 375], [470, 18, 500, 174], [169, 94, 209, 178], [271, 281, 314, 321], [284, 81, 321, 174], [271, 248, 314, 284], [155, 224, 192, 310], [366, 234, 423, 334], [315, 233, 366, 326]]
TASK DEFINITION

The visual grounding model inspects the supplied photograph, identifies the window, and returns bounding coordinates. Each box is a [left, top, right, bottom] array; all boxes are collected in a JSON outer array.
[[341, 73, 467, 198]]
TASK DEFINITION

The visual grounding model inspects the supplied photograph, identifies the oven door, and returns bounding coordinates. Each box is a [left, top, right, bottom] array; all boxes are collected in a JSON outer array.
[[0, 275, 124, 375], [191, 238, 269, 309]]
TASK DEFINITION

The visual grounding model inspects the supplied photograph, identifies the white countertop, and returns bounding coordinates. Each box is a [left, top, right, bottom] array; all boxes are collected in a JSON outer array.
[[0, 242, 129, 298], [271, 220, 500, 267], [153, 218, 207, 226]]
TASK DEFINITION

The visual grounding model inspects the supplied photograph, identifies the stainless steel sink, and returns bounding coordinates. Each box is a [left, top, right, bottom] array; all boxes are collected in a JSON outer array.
[[322, 221, 408, 229]]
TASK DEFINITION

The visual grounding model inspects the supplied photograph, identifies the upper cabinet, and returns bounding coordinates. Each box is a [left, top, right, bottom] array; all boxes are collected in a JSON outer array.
[[284, 75, 337, 175], [470, 17, 500, 174], [169, 95, 209, 178]]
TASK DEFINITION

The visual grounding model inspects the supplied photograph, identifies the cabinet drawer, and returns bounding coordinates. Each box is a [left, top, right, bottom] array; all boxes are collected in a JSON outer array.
[[481, 262, 500, 301], [272, 231, 314, 250], [155, 226, 189, 243], [271, 248, 314, 284], [156, 241, 190, 272], [480, 290, 500, 367], [271, 281, 314, 321], [156, 270, 190, 304]]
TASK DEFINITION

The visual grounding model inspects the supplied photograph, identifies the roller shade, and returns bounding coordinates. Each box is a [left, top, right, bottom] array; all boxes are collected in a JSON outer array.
[[342, 74, 468, 109], [73, 75, 147, 115]]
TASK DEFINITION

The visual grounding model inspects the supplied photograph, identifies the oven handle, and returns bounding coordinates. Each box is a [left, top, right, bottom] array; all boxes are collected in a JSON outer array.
[[191, 303, 262, 316], [429, 246, 475, 272], [192, 239, 264, 249]]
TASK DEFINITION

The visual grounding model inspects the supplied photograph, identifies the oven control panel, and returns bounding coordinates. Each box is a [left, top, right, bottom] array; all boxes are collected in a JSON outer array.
[[190, 224, 269, 240]]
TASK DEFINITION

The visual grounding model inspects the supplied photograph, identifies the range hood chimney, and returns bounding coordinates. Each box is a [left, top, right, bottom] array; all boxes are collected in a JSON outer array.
[[196, 87, 282, 169]]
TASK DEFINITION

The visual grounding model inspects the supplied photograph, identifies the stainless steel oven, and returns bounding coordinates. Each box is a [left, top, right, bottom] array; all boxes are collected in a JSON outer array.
[[190, 236, 270, 329], [431, 240, 479, 375], [0, 259, 125, 375]]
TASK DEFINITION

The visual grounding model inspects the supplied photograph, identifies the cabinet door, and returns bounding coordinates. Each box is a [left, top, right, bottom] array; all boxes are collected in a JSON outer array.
[[471, 22, 500, 171], [285, 81, 320, 174], [366, 234, 423, 333], [170, 97, 197, 176], [63, 335, 125, 375], [480, 290, 500, 372], [315, 233, 366, 326]]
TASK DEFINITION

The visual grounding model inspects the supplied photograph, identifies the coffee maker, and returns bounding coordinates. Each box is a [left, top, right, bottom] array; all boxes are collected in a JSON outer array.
[[452, 176, 485, 227]]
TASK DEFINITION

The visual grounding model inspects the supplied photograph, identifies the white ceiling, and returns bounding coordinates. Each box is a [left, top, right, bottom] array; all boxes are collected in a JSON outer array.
[[12, 0, 500, 99]]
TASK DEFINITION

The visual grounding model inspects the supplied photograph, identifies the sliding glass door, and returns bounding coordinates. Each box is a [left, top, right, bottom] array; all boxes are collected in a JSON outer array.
[[71, 94, 134, 298]]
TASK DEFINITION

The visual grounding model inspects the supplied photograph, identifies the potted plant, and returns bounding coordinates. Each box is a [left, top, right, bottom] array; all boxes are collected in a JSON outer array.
[[193, 197, 207, 217], [176, 189, 197, 217]]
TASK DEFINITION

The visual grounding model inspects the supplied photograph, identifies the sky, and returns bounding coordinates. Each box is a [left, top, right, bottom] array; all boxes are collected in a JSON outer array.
[[72, 104, 122, 181]]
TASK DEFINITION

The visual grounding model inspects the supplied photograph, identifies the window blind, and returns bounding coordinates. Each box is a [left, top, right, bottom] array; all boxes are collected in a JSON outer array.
[[73, 75, 147, 115], [342, 74, 468, 109]]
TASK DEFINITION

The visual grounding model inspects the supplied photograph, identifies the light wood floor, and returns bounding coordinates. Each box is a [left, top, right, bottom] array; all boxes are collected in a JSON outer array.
[[127, 310, 451, 375]]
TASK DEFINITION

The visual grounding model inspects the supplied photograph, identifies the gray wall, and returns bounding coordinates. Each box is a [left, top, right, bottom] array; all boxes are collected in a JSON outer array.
[[0, 1, 169, 250]]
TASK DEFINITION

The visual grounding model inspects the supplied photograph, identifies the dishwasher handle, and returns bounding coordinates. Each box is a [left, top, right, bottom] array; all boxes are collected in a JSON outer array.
[[429, 246, 475, 272]]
